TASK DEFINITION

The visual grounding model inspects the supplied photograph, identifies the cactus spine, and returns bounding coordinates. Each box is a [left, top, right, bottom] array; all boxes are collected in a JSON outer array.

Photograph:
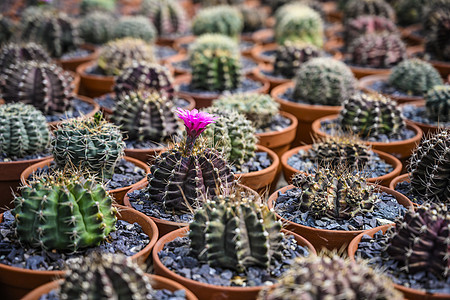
[[273, 42, 322, 78], [0, 42, 51, 75], [79, 11, 114, 45]]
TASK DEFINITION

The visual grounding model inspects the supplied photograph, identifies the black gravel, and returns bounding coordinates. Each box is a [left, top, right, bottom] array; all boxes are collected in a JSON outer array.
[[369, 80, 424, 98], [356, 230, 450, 294], [178, 77, 263, 97], [155, 45, 178, 61], [231, 151, 272, 173], [44, 98, 96, 122], [173, 56, 257, 74], [394, 180, 424, 205], [275, 187, 407, 231], [94, 93, 191, 112], [261, 69, 290, 80], [158, 235, 310, 287], [260, 50, 276, 63], [256, 113, 291, 133], [401, 104, 450, 128], [60, 48, 91, 60], [39, 288, 187, 300], [0, 151, 51, 163], [85, 64, 106, 76], [0, 210, 149, 271], [287, 149, 394, 179]]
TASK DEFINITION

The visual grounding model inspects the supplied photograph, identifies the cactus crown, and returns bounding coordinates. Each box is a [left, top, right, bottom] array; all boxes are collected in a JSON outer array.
[[0, 103, 51, 158], [60, 253, 153, 299], [188, 34, 242, 92], [111, 90, 179, 143], [388, 59, 443, 96], [0, 61, 74, 115], [258, 254, 403, 300], [212, 92, 280, 129], [140, 0, 188, 37], [189, 193, 284, 272], [52, 112, 125, 179], [192, 5, 243, 38], [344, 15, 398, 47], [386, 203, 449, 281], [112, 16, 157, 43], [79, 11, 114, 45], [13, 171, 117, 251], [97, 38, 156, 76], [343, 0, 396, 23], [273, 42, 323, 78], [293, 57, 357, 106], [0, 42, 51, 74], [338, 92, 406, 139], [425, 85, 450, 123], [291, 167, 376, 220], [408, 129, 450, 204]]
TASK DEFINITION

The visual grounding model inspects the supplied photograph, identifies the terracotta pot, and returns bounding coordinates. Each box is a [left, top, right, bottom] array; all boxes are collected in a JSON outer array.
[[268, 184, 413, 251], [19, 156, 150, 205], [22, 274, 198, 300], [389, 173, 410, 191], [311, 114, 423, 160], [281, 145, 402, 187], [152, 226, 317, 300], [253, 63, 291, 91], [399, 100, 449, 135], [401, 24, 424, 46], [250, 43, 276, 65], [0, 205, 158, 299], [175, 73, 270, 109], [271, 82, 342, 146], [76, 61, 114, 98], [359, 74, 424, 104], [123, 183, 260, 238], [348, 225, 450, 299], [56, 44, 100, 72]]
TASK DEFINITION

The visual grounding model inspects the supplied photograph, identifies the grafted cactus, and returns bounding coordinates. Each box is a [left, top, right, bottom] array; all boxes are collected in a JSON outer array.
[[140, 0, 188, 37], [112, 16, 157, 43], [79, 11, 114, 45], [425, 85, 450, 122], [344, 15, 398, 47], [0, 42, 51, 74], [192, 5, 243, 39], [273, 42, 322, 78], [343, 0, 396, 23]]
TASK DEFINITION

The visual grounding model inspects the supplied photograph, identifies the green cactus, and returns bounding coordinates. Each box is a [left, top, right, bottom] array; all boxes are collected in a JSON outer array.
[[192, 5, 243, 39], [79, 11, 114, 45], [0, 14, 14, 47], [140, 0, 188, 37], [390, 0, 426, 25], [258, 254, 403, 300], [189, 193, 284, 272], [52, 113, 125, 179], [291, 168, 376, 220], [60, 253, 153, 299], [408, 129, 450, 204], [0, 42, 51, 74], [80, 0, 116, 15], [188, 34, 242, 92], [425, 85, 450, 122], [0, 103, 51, 158], [338, 92, 406, 139], [388, 59, 443, 96], [273, 42, 323, 78], [212, 92, 280, 129], [0, 61, 74, 114], [292, 57, 357, 106], [112, 16, 157, 43], [97, 38, 156, 76], [111, 90, 179, 143], [343, 0, 396, 23], [13, 171, 117, 251]]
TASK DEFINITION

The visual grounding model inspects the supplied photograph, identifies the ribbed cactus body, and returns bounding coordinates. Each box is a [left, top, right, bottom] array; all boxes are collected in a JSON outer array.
[[1, 61, 74, 114], [140, 0, 188, 37], [0, 42, 51, 74], [343, 0, 396, 22], [425, 85, 450, 122], [113, 16, 157, 43], [79, 11, 114, 45], [0, 103, 51, 158], [189, 195, 284, 272], [344, 15, 397, 47], [273, 43, 322, 78], [13, 172, 117, 251], [192, 5, 243, 38]]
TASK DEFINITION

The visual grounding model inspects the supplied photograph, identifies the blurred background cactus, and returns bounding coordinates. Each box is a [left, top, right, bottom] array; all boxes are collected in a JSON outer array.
[[425, 85, 450, 122], [192, 5, 243, 38], [343, 0, 396, 23], [140, 0, 188, 37], [390, 0, 425, 25], [0, 42, 51, 74], [112, 16, 157, 43], [80, 0, 116, 15], [273, 43, 323, 78], [0, 14, 14, 47], [79, 11, 114, 45], [239, 4, 266, 34], [344, 15, 398, 48]]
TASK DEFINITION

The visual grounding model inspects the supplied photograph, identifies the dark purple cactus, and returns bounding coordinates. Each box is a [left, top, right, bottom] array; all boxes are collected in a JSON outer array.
[[344, 15, 398, 47]]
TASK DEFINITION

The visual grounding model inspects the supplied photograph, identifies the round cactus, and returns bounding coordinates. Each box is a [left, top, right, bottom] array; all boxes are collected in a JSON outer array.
[[112, 16, 157, 43], [188, 34, 242, 92], [258, 255, 403, 300], [424, 1, 450, 61], [192, 5, 243, 39], [111, 90, 179, 142], [0, 61, 74, 115], [391, 0, 425, 25], [343, 0, 396, 23], [79, 11, 114, 45], [348, 33, 406, 68], [13, 171, 117, 251], [240, 4, 266, 33], [0, 103, 51, 158], [274, 1, 325, 23], [273, 42, 323, 78], [0, 42, 51, 74], [422, 0, 450, 33], [292, 57, 357, 106], [344, 15, 398, 47], [388, 59, 443, 96], [409, 129, 450, 204], [425, 85, 450, 122], [52, 113, 125, 179], [80, 0, 116, 15], [140, 0, 188, 37], [189, 193, 284, 272], [0, 14, 14, 47], [97, 38, 156, 76]]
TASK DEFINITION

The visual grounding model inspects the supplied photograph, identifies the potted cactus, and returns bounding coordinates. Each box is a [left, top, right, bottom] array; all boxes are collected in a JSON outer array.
[[112, 15, 157, 43], [78, 11, 115, 46]]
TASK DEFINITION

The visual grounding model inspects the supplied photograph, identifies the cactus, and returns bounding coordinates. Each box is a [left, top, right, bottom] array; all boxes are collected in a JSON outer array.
[[343, 0, 396, 23], [425, 85, 450, 122], [114, 61, 175, 98], [97, 38, 156, 76], [189, 193, 284, 272], [0, 61, 74, 115], [203, 107, 258, 169], [0, 14, 14, 47], [422, 0, 450, 33], [292, 57, 357, 106], [52, 113, 125, 179], [348, 33, 406, 68], [80, 0, 116, 15], [60, 253, 153, 299], [385, 203, 449, 280], [273, 42, 323, 78], [424, 2, 450, 61], [274, 5, 324, 47], [0, 42, 51, 74], [146, 108, 235, 212], [390, 0, 426, 25], [192, 5, 243, 39], [111, 90, 179, 143], [212, 93, 280, 129], [240, 4, 266, 33], [408, 129, 450, 203], [188, 34, 242, 92], [338, 92, 406, 139], [273, 1, 325, 21], [13, 171, 117, 251], [112, 16, 157, 43], [258, 255, 403, 300], [388, 59, 443, 96], [344, 15, 398, 47], [79, 11, 114, 45], [140, 0, 188, 37], [0, 103, 51, 158]]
